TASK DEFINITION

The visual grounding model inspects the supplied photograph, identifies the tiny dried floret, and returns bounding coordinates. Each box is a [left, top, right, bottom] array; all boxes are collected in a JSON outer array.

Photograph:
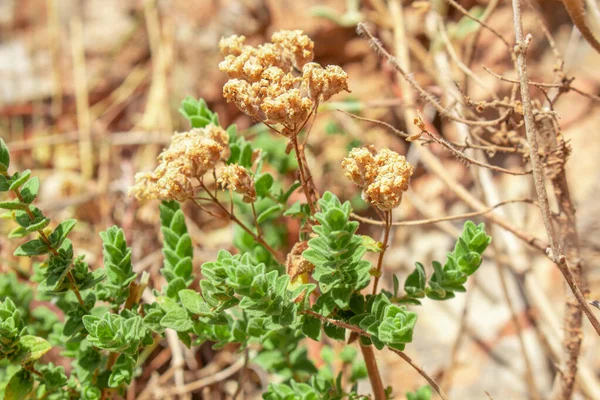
[[130, 171, 160, 201], [342, 146, 414, 211], [219, 35, 246, 56], [203, 124, 231, 160], [218, 164, 256, 203], [129, 126, 230, 201]]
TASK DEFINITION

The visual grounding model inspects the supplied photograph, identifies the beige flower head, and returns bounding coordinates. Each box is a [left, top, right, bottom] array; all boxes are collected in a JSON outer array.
[[219, 30, 349, 136], [218, 164, 256, 203], [129, 125, 230, 201], [342, 146, 414, 211]]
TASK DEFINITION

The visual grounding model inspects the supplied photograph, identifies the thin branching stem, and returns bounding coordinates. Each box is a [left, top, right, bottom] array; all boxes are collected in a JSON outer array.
[[196, 183, 285, 264], [509, 0, 600, 339], [251, 202, 261, 238], [352, 199, 536, 227], [291, 134, 317, 215], [302, 309, 449, 400]]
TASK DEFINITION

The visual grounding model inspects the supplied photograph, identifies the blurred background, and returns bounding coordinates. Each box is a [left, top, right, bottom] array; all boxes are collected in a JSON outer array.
[[1, 0, 600, 399]]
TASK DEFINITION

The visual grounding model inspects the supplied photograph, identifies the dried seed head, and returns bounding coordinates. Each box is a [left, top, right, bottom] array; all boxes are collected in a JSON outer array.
[[130, 171, 161, 201], [218, 164, 256, 203], [155, 167, 195, 202], [219, 30, 348, 136], [161, 133, 222, 178], [286, 241, 314, 285], [270, 30, 314, 69], [203, 124, 231, 160], [303, 63, 350, 102], [261, 89, 313, 131], [129, 126, 230, 201], [341, 145, 379, 187], [342, 146, 414, 211]]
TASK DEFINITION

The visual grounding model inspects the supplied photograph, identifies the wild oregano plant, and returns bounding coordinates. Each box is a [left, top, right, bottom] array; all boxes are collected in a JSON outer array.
[[0, 30, 491, 400]]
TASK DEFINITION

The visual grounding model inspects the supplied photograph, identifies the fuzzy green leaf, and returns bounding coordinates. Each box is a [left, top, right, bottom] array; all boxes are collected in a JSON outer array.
[[301, 315, 321, 341], [160, 309, 193, 332], [4, 369, 33, 400], [255, 173, 274, 197], [14, 239, 49, 256], [179, 289, 211, 316], [0, 200, 28, 210], [8, 170, 31, 191], [257, 204, 283, 224], [8, 226, 28, 239], [20, 177, 39, 204], [15, 335, 52, 363], [48, 219, 77, 247], [0, 137, 10, 172]]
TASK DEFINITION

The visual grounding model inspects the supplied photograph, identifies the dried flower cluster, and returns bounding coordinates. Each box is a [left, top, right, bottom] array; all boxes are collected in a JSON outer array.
[[219, 31, 349, 137], [217, 164, 256, 203], [285, 241, 314, 285], [130, 125, 229, 201], [342, 146, 414, 211]]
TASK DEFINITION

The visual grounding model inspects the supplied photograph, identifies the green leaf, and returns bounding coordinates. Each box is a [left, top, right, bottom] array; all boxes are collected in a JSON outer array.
[[323, 321, 346, 341], [361, 235, 383, 252], [108, 354, 135, 388], [48, 219, 77, 247], [25, 217, 50, 233], [8, 170, 31, 191], [4, 369, 33, 400], [257, 204, 283, 223], [404, 262, 426, 298], [392, 274, 400, 298], [0, 200, 28, 210], [175, 234, 192, 258], [190, 115, 211, 128], [0, 174, 10, 191], [40, 364, 68, 390], [255, 173, 274, 197], [165, 277, 186, 298], [407, 385, 433, 400], [14, 239, 50, 256], [170, 210, 187, 237], [178, 289, 211, 315], [279, 181, 301, 204], [16, 335, 52, 363], [301, 315, 321, 341], [20, 177, 39, 204], [160, 309, 193, 332], [8, 226, 28, 239], [0, 137, 10, 172]]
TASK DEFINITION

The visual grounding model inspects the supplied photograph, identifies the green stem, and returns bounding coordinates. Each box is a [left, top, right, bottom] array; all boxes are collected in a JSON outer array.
[[372, 210, 392, 295]]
